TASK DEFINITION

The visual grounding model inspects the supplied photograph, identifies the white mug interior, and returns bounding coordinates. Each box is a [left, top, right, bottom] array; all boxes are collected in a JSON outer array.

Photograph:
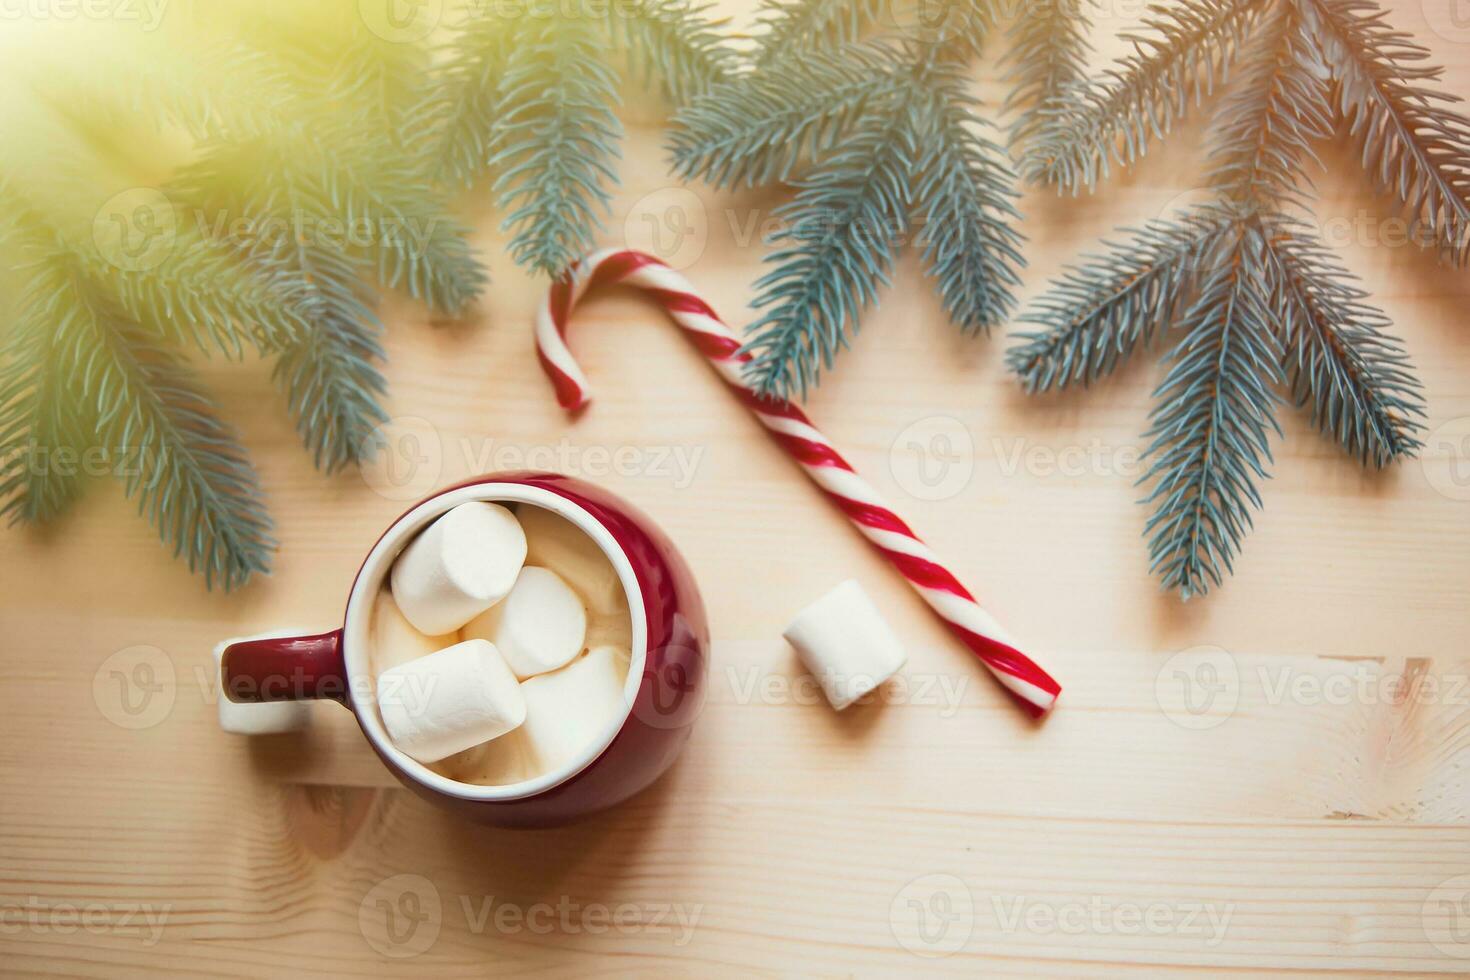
[[343, 483, 648, 802]]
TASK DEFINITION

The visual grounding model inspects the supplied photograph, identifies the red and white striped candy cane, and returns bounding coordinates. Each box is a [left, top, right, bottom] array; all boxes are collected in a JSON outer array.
[[535, 249, 1061, 718]]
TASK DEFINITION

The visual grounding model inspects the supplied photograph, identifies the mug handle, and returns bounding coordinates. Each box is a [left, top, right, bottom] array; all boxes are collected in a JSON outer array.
[[221, 630, 349, 704]]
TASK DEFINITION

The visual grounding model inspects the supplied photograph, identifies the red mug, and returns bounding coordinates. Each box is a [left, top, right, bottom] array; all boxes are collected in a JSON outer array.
[[221, 472, 709, 827]]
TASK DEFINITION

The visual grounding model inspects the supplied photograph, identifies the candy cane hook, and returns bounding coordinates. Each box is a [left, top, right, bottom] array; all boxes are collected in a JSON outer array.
[[536, 249, 1061, 718]]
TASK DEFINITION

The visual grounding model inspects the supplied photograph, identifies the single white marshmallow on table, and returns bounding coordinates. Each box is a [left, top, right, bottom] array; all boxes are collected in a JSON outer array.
[[518, 505, 625, 617], [462, 566, 587, 680], [376, 639, 526, 764], [782, 579, 907, 711], [390, 501, 527, 636], [371, 587, 455, 675], [213, 631, 313, 735], [517, 645, 630, 775]]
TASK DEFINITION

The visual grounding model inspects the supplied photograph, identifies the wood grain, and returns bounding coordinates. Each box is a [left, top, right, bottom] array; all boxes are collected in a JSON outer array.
[[4, 0, 1470, 974]]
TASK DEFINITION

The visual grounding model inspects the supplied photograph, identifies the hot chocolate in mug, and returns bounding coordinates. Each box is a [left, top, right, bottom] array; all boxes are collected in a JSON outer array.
[[221, 472, 709, 827]]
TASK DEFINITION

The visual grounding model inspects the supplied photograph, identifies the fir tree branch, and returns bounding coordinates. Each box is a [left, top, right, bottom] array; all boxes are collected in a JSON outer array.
[[741, 100, 915, 398], [608, 0, 738, 104], [83, 222, 312, 358], [270, 240, 390, 475], [312, 144, 486, 317], [0, 280, 94, 526], [1140, 223, 1283, 598], [243, 18, 487, 314], [1024, 0, 1267, 192], [1297, 0, 1470, 263], [1261, 215, 1425, 465], [1004, 0, 1093, 153], [754, 0, 899, 62], [1009, 204, 1242, 391], [669, 39, 906, 189], [910, 56, 1025, 333], [19, 255, 274, 589], [175, 142, 390, 471], [1207, 1, 1332, 206], [491, 17, 624, 279], [424, 14, 523, 187]]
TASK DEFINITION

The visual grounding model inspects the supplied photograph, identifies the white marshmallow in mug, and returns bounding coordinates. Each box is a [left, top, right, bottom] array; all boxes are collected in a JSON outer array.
[[782, 580, 907, 711], [376, 639, 526, 764], [463, 566, 587, 680], [390, 501, 527, 636], [213, 632, 313, 735], [518, 645, 630, 774]]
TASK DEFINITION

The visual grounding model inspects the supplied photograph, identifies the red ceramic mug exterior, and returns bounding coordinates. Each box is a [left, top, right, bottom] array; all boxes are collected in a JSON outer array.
[[222, 472, 709, 827]]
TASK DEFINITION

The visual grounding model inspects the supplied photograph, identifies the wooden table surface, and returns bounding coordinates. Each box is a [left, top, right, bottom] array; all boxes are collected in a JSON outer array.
[[5, 2, 1470, 975]]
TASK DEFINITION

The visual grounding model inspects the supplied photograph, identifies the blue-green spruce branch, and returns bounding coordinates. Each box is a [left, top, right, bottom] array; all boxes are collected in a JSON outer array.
[[421, 0, 735, 279], [670, 0, 1087, 399], [1013, 0, 1450, 596]]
